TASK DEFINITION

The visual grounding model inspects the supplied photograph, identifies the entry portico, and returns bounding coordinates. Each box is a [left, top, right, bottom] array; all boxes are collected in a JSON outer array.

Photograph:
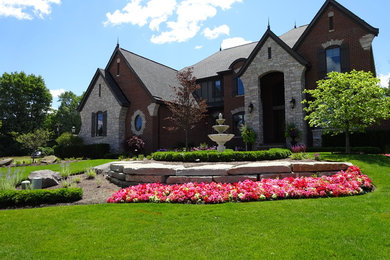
[[239, 29, 308, 147]]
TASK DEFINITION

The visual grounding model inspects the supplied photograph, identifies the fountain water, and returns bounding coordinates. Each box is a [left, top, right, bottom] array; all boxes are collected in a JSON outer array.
[[208, 113, 234, 152]]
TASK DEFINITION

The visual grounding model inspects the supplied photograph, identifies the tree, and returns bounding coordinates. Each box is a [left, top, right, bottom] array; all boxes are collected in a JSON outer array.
[[165, 67, 208, 151], [51, 91, 82, 135], [15, 128, 52, 161], [303, 70, 390, 153], [0, 72, 52, 135], [240, 124, 257, 151]]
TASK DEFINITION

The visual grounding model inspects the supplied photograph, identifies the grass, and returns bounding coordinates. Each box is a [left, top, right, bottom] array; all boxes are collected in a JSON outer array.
[[0, 154, 389, 259], [0, 159, 115, 182]]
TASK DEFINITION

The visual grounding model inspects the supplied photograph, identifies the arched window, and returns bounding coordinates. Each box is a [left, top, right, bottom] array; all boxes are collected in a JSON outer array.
[[232, 112, 245, 135]]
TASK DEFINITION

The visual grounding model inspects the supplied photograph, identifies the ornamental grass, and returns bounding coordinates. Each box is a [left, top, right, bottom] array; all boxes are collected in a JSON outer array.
[[107, 166, 372, 204]]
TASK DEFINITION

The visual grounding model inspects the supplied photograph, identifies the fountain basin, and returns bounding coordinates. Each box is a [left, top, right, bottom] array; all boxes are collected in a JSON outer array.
[[212, 125, 230, 133], [208, 134, 234, 152]]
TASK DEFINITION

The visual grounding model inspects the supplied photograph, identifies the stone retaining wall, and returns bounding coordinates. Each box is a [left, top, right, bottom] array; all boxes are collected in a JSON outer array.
[[107, 161, 353, 188]]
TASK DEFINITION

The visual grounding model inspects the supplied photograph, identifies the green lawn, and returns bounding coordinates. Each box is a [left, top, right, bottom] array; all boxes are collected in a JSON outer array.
[[0, 159, 115, 180], [0, 154, 389, 259]]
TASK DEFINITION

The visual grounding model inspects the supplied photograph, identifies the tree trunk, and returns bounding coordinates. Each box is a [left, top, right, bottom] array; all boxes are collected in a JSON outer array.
[[345, 130, 351, 154]]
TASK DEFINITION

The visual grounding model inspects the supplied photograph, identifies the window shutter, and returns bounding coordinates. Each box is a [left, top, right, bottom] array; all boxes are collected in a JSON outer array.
[[340, 43, 350, 73], [91, 112, 96, 137], [317, 48, 326, 79], [103, 111, 108, 136]]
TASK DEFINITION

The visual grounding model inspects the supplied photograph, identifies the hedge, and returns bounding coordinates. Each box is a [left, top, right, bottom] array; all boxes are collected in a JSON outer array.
[[307, 146, 382, 154], [152, 148, 291, 162], [322, 130, 390, 153], [0, 188, 83, 208], [54, 143, 110, 159]]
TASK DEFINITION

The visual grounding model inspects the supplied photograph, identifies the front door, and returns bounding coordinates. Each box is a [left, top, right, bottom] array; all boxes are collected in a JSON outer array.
[[260, 72, 285, 144]]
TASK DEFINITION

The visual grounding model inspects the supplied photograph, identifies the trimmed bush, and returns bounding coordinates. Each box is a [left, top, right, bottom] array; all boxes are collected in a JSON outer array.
[[152, 148, 291, 162], [54, 143, 110, 159], [0, 188, 83, 208], [322, 130, 390, 153], [307, 146, 381, 154]]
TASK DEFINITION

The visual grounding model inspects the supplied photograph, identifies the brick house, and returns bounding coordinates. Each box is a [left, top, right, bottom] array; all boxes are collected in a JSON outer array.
[[78, 0, 378, 153]]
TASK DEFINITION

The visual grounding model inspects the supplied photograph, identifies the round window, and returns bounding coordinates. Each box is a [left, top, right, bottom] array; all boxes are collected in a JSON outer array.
[[135, 115, 143, 131]]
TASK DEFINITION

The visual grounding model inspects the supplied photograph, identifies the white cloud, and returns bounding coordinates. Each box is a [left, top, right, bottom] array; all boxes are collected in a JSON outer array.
[[202, 25, 229, 39], [50, 88, 66, 98], [0, 0, 60, 20], [105, 0, 177, 31], [105, 0, 242, 44], [378, 73, 390, 88], [195, 45, 203, 49], [221, 37, 251, 49]]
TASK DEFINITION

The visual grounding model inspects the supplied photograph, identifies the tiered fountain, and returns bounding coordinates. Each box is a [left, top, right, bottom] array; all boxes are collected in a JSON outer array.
[[208, 113, 234, 152]]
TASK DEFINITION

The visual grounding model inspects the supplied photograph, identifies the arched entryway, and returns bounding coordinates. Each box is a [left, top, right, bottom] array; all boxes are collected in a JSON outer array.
[[260, 72, 285, 144]]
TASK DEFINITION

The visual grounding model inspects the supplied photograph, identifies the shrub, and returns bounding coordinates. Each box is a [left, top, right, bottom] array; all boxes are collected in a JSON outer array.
[[240, 125, 257, 151], [55, 132, 83, 147], [0, 168, 25, 191], [0, 188, 83, 208], [127, 136, 145, 155], [54, 143, 110, 159], [85, 168, 96, 179], [38, 146, 54, 156], [290, 153, 308, 160], [152, 148, 291, 162], [291, 144, 306, 153]]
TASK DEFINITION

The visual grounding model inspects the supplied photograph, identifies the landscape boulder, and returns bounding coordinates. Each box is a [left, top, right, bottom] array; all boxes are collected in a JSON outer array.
[[28, 170, 62, 188], [40, 155, 58, 164], [0, 158, 13, 167]]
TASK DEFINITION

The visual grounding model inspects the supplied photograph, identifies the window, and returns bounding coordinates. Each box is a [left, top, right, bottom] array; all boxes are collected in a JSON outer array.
[[326, 47, 341, 73], [91, 111, 107, 137], [329, 16, 334, 31], [195, 79, 224, 105], [235, 77, 244, 96], [328, 12, 334, 31], [96, 112, 104, 136], [116, 58, 120, 76], [98, 84, 101, 97], [268, 47, 272, 59], [135, 115, 143, 131], [232, 112, 245, 136]]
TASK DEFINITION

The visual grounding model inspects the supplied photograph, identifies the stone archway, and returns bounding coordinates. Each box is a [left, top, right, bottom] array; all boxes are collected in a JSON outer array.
[[260, 72, 285, 144]]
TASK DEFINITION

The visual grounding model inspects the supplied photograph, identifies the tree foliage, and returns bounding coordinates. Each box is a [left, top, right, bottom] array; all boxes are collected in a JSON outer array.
[[15, 128, 52, 153], [0, 72, 52, 134], [165, 67, 208, 151], [51, 91, 82, 135], [303, 70, 390, 153]]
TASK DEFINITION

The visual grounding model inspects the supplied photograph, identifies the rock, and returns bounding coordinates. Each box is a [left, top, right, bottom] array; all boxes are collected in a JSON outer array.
[[40, 155, 58, 164], [176, 164, 232, 176], [125, 175, 165, 183], [292, 162, 353, 172], [122, 163, 183, 176], [94, 162, 114, 175], [228, 161, 292, 175], [213, 175, 257, 183], [166, 176, 213, 184], [28, 170, 61, 188], [0, 158, 13, 167]]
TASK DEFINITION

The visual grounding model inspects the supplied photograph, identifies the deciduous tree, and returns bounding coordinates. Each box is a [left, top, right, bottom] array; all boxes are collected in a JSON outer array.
[[303, 70, 390, 153], [165, 67, 208, 151], [0, 72, 52, 134]]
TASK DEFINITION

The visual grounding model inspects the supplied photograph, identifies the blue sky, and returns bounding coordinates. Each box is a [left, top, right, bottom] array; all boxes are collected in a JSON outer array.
[[1, 0, 389, 109]]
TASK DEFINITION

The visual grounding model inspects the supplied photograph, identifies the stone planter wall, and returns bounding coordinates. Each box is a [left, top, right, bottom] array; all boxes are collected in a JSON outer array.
[[107, 161, 353, 188]]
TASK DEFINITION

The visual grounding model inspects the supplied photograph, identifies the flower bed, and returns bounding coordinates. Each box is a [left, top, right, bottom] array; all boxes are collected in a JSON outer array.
[[107, 166, 373, 204]]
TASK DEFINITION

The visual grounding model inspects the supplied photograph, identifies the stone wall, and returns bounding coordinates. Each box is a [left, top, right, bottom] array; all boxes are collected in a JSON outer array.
[[106, 161, 353, 187], [79, 74, 127, 153], [241, 36, 307, 148]]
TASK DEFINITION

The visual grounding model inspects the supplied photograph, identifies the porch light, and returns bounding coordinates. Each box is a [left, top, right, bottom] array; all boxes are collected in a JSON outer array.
[[248, 102, 254, 113], [290, 98, 296, 109], [71, 125, 76, 135]]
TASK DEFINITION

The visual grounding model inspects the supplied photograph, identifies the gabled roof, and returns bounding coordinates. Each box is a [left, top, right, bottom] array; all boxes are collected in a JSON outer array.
[[118, 48, 179, 102], [190, 25, 307, 79], [237, 28, 309, 77], [293, 0, 379, 50], [78, 68, 130, 112]]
